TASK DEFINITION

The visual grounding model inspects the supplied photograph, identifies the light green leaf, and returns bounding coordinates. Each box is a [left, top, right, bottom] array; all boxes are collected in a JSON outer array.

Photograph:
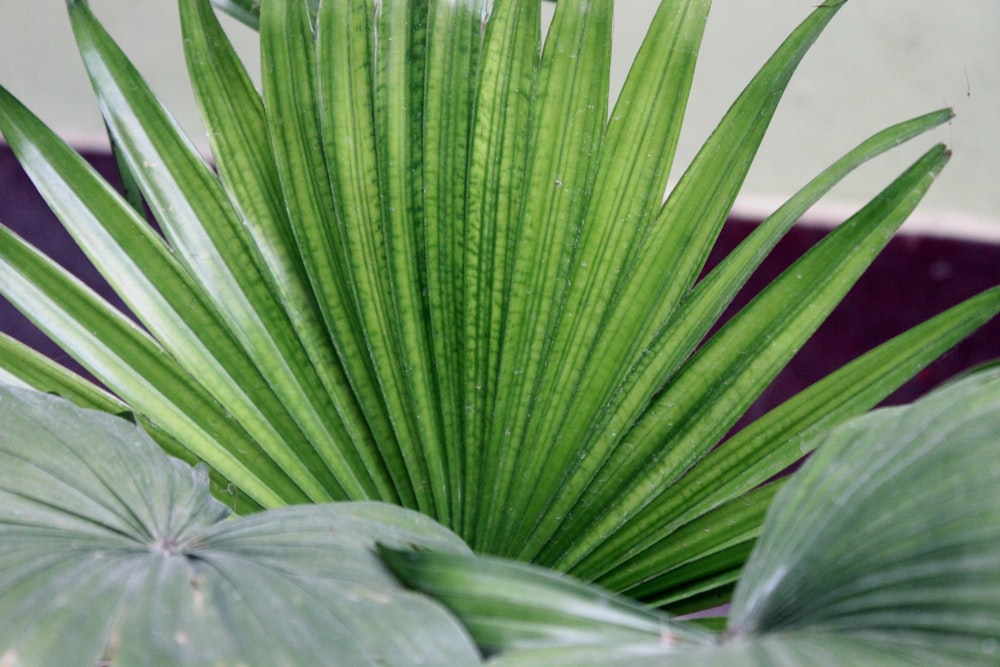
[[0, 330, 256, 508], [0, 222, 292, 508], [546, 142, 951, 576], [483, 0, 613, 553], [0, 329, 126, 414], [181, 0, 393, 501], [380, 547, 712, 657], [261, 0, 417, 508], [68, 0, 374, 502], [0, 79, 316, 506], [0, 385, 480, 666]]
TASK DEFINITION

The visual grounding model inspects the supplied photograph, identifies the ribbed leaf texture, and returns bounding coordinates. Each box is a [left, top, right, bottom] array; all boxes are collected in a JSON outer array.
[[0, 385, 480, 666], [385, 370, 1000, 665], [0, 0, 997, 614]]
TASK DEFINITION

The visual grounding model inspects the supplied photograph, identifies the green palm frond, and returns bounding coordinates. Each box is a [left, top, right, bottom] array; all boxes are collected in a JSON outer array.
[[1, 0, 997, 613], [388, 369, 1000, 665], [3, 365, 998, 664]]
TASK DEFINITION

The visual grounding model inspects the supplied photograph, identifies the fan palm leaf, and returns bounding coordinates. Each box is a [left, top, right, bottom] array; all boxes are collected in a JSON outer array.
[[0, 0, 997, 609]]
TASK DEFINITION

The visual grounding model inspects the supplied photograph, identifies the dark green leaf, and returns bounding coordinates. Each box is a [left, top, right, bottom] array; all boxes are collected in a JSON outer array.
[[482, 0, 613, 554], [261, 0, 418, 509], [462, 0, 541, 545], [486, 369, 1000, 666], [506, 0, 711, 554], [422, 0, 488, 527]]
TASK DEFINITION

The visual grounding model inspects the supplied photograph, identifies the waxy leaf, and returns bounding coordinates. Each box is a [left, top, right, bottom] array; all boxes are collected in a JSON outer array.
[[0, 385, 481, 666]]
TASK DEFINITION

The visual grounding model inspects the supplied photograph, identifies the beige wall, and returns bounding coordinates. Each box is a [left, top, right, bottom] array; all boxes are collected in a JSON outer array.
[[673, 1, 1000, 240], [2, 1, 997, 238], [0, 0, 257, 148]]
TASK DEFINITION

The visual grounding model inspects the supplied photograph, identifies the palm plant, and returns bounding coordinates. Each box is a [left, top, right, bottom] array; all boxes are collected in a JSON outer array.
[[0, 0, 998, 664], [2, 357, 998, 665]]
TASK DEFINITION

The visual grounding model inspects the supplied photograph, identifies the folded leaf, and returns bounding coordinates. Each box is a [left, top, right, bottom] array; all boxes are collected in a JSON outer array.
[[729, 369, 1000, 663], [380, 546, 711, 657]]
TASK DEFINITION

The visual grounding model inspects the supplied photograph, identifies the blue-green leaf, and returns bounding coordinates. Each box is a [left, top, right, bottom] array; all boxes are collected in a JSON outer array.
[[0, 385, 480, 666]]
